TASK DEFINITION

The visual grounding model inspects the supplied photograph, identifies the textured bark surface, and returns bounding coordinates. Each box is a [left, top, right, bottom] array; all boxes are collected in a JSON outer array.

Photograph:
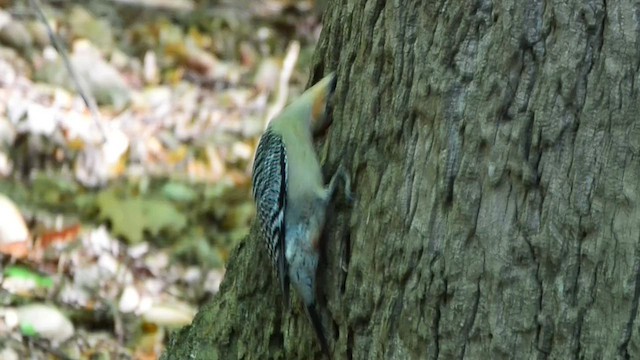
[[163, 0, 640, 359]]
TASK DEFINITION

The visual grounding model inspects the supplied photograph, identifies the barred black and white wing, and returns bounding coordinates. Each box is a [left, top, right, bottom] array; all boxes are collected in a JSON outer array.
[[251, 128, 289, 307]]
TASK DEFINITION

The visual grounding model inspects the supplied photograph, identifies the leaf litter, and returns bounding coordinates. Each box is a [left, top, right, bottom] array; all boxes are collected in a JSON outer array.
[[0, 0, 323, 358]]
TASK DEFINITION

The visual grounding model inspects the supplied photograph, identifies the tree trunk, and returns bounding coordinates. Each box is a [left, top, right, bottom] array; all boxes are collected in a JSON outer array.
[[163, 0, 640, 358]]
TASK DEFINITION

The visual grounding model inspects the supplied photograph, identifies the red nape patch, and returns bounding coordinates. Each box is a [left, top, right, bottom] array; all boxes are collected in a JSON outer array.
[[312, 235, 321, 251]]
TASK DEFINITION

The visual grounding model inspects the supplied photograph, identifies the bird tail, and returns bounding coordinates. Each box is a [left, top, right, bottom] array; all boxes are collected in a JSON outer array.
[[280, 274, 290, 310], [305, 303, 331, 359]]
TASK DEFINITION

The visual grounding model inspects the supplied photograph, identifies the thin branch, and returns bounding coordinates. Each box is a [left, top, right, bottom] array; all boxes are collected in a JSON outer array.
[[29, 338, 75, 360], [264, 41, 300, 126], [29, 0, 106, 143]]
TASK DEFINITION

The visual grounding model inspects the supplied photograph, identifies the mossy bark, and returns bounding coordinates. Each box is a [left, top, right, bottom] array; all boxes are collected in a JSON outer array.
[[163, 0, 640, 358]]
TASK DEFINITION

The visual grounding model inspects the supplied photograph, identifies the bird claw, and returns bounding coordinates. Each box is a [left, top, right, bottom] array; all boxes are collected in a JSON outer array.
[[335, 165, 354, 206]]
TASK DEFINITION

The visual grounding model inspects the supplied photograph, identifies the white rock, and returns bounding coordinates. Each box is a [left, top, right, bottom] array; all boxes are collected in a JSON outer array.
[[0, 347, 19, 360], [118, 285, 140, 313], [15, 304, 74, 343], [0, 193, 29, 246]]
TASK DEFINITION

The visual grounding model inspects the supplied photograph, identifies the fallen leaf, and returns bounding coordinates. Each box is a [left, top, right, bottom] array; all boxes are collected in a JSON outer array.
[[161, 182, 197, 203], [97, 190, 187, 243], [141, 301, 196, 327], [3, 266, 54, 293], [38, 223, 82, 249]]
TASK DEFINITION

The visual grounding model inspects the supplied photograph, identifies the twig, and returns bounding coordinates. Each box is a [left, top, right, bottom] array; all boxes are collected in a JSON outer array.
[[29, 338, 75, 360], [264, 41, 300, 126], [107, 0, 194, 12], [110, 300, 125, 345], [28, 0, 106, 143]]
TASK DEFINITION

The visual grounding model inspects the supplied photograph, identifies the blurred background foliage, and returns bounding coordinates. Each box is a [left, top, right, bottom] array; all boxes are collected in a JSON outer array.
[[0, 0, 325, 358]]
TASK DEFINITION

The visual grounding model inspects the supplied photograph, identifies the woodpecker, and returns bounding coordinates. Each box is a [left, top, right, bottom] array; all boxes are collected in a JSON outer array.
[[251, 72, 351, 358]]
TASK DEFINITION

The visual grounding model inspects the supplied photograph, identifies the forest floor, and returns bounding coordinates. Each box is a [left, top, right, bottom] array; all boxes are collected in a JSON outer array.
[[0, 0, 322, 358]]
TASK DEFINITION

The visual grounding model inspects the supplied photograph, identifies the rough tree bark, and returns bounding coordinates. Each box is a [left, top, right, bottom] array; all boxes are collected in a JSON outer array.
[[163, 0, 640, 358]]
